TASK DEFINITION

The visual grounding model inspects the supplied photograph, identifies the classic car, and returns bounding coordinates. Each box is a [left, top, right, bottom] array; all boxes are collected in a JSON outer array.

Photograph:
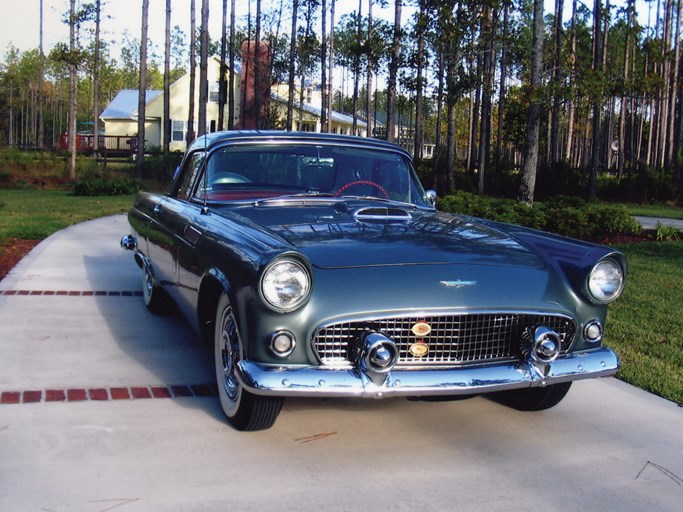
[[121, 131, 626, 431]]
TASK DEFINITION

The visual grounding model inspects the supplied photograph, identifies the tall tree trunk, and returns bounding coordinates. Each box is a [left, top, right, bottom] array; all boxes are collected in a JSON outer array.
[[92, 0, 101, 161], [467, 53, 480, 174], [386, 0, 401, 143], [666, 0, 680, 167], [566, 0, 577, 163], [352, 0, 362, 134], [187, 0, 197, 144], [618, 0, 634, 178], [287, 0, 298, 131], [68, 0, 77, 178], [197, 0, 209, 136], [135, 0, 149, 179], [518, 0, 544, 206], [218, 0, 228, 131], [495, 2, 510, 174], [550, 0, 564, 166], [228, 0, 236, 130], [446, 56, 457, 194], [366, 0, 373, 138], [38, 0, 45, 149], [478, 5, 495, 195], [328, 0, 335, 131], [163, 0, 171, 160], [675, 1, 683, 194], [255, 0, 262, 129], [588, 0, 603, 200], [433, 48, 445, 191], [659, 0, 672, 168], [321, 0, 328, 132], [414, 0, 426, 160]]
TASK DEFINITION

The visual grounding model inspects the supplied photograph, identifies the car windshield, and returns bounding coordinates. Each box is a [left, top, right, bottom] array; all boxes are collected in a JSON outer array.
[[193, 143, 430, 207]]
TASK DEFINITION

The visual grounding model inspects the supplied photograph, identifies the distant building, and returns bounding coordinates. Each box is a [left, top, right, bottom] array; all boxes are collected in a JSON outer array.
[[100, 57, 367, 152]]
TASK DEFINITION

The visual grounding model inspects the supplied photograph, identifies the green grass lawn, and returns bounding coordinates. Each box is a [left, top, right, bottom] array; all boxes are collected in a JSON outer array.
[[607, 241, 683, 405], [0, 189, 135, 241], [625, 202, 683, 219]]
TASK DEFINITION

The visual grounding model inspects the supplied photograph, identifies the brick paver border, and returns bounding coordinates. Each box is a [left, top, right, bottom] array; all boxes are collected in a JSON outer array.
[[1, 384, 217, 405], [0, 290, 143, 296]]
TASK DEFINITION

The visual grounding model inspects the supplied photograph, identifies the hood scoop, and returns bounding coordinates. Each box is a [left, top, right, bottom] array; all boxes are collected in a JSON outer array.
[[352, 206, 412, 222]]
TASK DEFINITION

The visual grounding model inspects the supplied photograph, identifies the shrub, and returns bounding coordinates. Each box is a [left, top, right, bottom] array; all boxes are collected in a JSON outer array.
[[437, 190, 640, 242], [72, 176, 143, 196], [656, 223, 681, 242]]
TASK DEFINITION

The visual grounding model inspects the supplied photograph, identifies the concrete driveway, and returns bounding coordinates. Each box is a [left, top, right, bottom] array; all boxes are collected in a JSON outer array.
[[1, 215, 682, 512]]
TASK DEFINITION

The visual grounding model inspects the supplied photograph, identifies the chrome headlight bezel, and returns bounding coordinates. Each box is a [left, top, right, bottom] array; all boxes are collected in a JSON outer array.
[[260, 258, 312, 312], [586, 259, 625, 304]]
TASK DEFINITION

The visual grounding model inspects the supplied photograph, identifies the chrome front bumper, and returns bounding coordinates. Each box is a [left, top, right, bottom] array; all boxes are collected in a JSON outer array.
[[236, 347, 619, 399]]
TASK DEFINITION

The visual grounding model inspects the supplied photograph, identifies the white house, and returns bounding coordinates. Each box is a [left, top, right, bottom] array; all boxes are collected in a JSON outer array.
[[100, 57, 240, 153], [100, 57, 367, 152]]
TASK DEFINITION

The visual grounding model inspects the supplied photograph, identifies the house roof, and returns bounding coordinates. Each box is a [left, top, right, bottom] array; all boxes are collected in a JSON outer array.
[[100, 89, 163, 120], [272, 92, 367, 127], [359, 110, 415, 129]]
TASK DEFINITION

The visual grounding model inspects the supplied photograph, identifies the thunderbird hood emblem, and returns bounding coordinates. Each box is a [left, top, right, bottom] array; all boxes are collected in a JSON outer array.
[[440, 280, 477, 288]]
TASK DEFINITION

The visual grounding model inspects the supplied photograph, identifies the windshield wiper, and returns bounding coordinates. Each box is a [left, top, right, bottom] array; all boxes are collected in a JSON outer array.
[[253, 192, 338, 206]]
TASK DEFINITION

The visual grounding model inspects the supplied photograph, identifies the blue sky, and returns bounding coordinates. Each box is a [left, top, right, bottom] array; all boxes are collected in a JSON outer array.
[[0, 0, 398, 57]]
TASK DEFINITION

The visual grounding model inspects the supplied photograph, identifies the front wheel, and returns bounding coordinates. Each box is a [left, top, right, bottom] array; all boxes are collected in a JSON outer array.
[[489, 382, 572, 411], [214, 293, 283, 431]]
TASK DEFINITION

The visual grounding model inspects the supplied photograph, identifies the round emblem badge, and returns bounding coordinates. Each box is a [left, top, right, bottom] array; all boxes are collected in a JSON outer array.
[[411, 322, 432, 336], [409, 342, 429, 357]]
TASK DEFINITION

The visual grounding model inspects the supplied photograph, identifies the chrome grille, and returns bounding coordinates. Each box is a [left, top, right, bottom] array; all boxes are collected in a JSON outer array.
[[312, 313, 576, 367]]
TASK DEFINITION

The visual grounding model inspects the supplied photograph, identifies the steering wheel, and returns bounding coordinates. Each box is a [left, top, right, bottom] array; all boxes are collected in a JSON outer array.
[[335, 180, 389, 199]]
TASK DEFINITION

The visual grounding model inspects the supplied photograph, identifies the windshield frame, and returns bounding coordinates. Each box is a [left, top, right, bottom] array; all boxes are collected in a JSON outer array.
[[181, 140, 432, 209]]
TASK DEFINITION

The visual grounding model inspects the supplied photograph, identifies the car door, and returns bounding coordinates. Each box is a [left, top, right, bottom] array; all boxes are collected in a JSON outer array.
[[146, 150, 205, 310]]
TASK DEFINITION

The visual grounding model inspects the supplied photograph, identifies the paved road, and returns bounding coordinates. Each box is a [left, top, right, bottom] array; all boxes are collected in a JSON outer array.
[[1, 216, 682, 512], [634, 215, 683, 232]]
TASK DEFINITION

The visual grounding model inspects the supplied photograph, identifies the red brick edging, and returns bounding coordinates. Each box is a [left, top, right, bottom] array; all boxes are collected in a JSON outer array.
[[1, 384, 217, 405], [0, 290, 143, 297]]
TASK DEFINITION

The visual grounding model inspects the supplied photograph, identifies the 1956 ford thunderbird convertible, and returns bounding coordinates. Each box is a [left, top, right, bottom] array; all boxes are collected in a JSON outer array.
[[121, 131, 626, 431]]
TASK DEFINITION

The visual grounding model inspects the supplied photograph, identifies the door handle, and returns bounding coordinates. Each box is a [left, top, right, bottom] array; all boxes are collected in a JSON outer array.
[[153, 204, 162, 215]]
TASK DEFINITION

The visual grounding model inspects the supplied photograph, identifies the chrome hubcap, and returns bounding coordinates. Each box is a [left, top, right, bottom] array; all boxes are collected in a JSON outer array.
[[219, 308, 240, 402]]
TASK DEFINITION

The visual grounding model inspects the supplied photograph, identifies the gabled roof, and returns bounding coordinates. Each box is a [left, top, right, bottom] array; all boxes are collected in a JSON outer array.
[[360, 110, 415, 129], [100, 89, 163, 120], [271, 92, 367, 127]]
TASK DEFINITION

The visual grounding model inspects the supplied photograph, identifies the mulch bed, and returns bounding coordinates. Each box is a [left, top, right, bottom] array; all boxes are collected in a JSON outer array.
[[0, 239, 41, 281]]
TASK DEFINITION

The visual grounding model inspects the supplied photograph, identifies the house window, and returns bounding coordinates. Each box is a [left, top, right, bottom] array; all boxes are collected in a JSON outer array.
[[172, 120, 186, 142], [209, 82, 220, 103], [300, 122, 316, 132]]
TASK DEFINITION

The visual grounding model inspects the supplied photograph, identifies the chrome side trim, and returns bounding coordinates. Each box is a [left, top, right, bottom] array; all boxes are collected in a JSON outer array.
[[235, 347, 619, 399]]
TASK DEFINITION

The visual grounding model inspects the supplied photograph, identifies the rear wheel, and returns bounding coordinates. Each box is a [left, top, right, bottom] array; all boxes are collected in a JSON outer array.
[[214, 293, 283, 431], [489, 382, 572, 411], [141, 264, 167, 314]]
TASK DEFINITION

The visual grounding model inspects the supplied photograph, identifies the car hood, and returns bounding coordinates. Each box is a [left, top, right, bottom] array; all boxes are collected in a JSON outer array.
[[225, 202, 544, 270]]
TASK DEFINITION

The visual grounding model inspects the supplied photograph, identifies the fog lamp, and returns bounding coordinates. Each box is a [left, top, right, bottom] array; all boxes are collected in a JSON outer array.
[[270, 330, 296, 357], [584, 320, 603, 343]]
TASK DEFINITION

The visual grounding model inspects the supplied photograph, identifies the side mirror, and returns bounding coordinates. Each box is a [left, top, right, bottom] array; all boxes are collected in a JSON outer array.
[[425, 189, 437, 207]]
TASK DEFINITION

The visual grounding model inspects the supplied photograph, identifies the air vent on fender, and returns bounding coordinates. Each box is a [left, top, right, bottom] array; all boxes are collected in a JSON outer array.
[[353, 207, 412, 221]]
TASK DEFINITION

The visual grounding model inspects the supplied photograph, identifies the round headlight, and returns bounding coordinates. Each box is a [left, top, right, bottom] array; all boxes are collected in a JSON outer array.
[[261, 259, 311, 311], [588, 260, 624, 303]]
